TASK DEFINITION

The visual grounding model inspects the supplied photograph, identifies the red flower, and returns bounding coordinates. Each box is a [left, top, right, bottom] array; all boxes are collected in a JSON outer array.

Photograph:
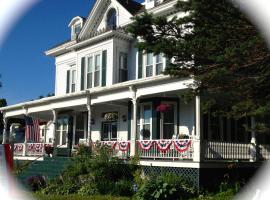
[[156, 104, 171, 112]]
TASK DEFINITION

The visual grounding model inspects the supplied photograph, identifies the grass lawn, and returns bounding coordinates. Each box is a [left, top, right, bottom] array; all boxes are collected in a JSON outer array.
[[33, 194, 131, 200], [192, 189, 235, 200]]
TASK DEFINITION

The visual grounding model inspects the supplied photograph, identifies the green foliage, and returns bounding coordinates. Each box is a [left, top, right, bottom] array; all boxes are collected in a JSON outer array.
[[41, 145, 137, 197], [135, 173, 195, 200], [78, 182, 99, 196], [127, 0, 270, 131], [34, 194, 131, 200], [26, 175, 47, 192]]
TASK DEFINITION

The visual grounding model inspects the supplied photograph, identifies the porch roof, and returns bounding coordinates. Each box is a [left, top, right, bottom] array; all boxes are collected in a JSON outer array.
[[0, 76, 194, 118]]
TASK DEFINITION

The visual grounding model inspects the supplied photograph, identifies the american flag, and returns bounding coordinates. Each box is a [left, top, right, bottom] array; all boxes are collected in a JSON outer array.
[[24, 115, 40, 142]]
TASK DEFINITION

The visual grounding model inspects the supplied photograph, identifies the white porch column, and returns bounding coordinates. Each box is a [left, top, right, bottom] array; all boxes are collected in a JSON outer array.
[[72, 112, 76, 146], [193, 95, 201, 162], [52, 109, 58, 156], [130, 86, 137, 157], [250, 116, 257, 162], [2, 112, 8, 144], [87, 96, 92, 143]]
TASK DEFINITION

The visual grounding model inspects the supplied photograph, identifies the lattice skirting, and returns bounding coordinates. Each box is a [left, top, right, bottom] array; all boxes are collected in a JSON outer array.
[[142, 166, 200, 190]]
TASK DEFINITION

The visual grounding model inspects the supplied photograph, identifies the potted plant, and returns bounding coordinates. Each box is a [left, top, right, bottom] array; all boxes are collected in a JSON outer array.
[[104, 112, 118, 121]]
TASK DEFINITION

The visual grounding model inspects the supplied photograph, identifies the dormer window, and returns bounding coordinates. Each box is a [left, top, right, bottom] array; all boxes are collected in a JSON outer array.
[[106, 8, 117, 30], [68, 16, 84, 40], [74, 24, 81, 35]]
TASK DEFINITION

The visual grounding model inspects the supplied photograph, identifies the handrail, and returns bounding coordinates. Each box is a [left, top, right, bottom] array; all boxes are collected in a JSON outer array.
[[15, 142, 68, 175]]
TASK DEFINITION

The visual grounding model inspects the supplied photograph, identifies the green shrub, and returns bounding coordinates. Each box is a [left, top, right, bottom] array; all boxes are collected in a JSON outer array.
[[26, 175, 46, 192], [114, 179, 134, 196], [135, 173, 195, 200], [78, 182, 99, 196]]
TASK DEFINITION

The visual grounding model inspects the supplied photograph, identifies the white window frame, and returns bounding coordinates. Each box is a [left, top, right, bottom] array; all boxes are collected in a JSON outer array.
[[143, 53, 165, 78], [84, 51, 102, 89], [68, 64, 76, 93], [119, 52, 128, 82], [137, 103, 152, 140], [56, 116, 69, 148], [160, 101, 177, 139]]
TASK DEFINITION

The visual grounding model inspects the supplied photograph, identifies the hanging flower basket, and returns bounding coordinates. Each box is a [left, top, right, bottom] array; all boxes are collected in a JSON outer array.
[[156, 104, 171, 113], [104, 112, 118, 121]]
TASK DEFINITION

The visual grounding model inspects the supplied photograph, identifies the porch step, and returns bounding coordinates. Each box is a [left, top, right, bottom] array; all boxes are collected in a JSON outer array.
[[17, 157, 72, 185]]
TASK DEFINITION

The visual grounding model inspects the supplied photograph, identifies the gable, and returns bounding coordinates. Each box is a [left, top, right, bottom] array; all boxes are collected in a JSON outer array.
[[79, 0, 143, 40]]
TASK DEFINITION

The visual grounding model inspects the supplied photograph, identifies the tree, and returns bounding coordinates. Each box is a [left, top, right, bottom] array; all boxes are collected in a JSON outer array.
[[127, 0, 270, 131], [0, 99, 7, 142]]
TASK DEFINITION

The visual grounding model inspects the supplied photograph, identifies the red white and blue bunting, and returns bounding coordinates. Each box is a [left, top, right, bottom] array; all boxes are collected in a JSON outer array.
[[173, 140, 192, 153], [138, 140, 153, 150], [156, 140, 172, 151], [118, 141, 130, 152]]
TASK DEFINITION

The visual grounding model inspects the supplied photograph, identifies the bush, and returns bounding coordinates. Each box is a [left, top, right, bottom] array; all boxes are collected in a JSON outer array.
[[114, 179, 134, 196], [135, 173, 195, 200], [26, 175, 46, 192], [78, 182, 99, 196]]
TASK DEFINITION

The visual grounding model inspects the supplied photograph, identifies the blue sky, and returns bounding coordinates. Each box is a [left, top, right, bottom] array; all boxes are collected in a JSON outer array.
[[0, 0, 143, 105]]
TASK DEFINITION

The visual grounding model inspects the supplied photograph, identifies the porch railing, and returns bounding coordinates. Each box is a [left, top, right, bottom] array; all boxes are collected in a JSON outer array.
[[258, 144, 270, 160], [203, 141, 251, 160], [14, 143, 53, 156], [136, 139, 193, 161]]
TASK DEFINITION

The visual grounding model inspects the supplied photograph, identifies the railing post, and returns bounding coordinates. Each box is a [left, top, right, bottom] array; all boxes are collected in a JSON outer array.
[[129, 86, 137, 157], [23, 143, 27, 156], [250, 116, 257, 162], [193, 95, 201, 162]]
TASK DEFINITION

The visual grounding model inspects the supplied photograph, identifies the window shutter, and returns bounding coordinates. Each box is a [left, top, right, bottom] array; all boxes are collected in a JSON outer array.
[[66, 70, 70, 93], [138, 51, 143, 79], [102, 50, 107, 86], [81, 57, 85, 91]]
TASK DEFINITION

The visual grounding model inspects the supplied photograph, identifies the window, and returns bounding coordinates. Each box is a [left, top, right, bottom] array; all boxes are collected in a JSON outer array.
[[87, 57, 93, 88], [56, 117, 69, 146], [66, 65, 76, 93], [138, 52, 164, 79], [146, 53, 153, 77], [74, 24, 81, 35], [137, 104, 152, 140], [156, 53, 163, 75], [81, 51, 107, 90], [94, 54, 101, 87], [71, 69, 76, 92], [119, 52, 128, 82], [107, 8, 117, 29]]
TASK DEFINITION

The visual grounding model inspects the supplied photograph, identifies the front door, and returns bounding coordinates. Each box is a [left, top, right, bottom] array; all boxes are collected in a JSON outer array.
[[101, 121, 117, 141]]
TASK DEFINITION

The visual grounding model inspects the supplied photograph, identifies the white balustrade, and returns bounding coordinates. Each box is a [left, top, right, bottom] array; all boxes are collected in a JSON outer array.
[[204, 141, 251, 160], [136, 139, 194, 160]]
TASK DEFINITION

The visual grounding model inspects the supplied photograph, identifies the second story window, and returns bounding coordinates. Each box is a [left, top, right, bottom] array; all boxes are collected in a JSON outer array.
[[66, 65, 76, 93], [94, 54, 101, 87], [81, 50, 107, 91], [119, 52, 128, 82], [146, 53, 153, 77], [138, 52, 165, 79], [107, 8, 117, 29]]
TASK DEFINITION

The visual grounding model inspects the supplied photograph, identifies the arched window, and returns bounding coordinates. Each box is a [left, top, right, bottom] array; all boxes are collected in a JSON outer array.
[[107, 8, 117, 29]]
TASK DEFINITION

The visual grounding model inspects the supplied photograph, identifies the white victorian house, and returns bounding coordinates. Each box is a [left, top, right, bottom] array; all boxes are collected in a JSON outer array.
[[1, 0, 269, 188]]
